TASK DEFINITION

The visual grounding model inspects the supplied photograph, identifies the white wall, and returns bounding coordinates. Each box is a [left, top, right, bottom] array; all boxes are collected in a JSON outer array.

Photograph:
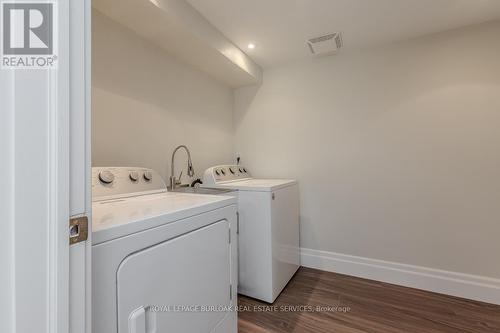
[[92, 10, 234, 182], [234, 21, 500, 279]]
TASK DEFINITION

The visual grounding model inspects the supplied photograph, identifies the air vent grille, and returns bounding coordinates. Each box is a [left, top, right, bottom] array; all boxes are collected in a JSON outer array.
[[307, 32, 343, 56]]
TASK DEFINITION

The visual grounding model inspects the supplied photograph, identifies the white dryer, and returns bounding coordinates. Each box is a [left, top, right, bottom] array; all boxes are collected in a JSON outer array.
[[92, 167, 238, 333], [203, 165, 300, 303]]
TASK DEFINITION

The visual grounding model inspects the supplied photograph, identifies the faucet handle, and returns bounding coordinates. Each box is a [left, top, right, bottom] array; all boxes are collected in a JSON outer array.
[[178, 170, 183, 182]]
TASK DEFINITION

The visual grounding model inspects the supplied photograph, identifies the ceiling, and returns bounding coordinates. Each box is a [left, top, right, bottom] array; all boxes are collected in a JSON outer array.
[[186, 0, 500, 68]]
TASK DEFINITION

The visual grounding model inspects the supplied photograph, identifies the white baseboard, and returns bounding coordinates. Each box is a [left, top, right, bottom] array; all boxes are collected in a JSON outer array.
[[300, 248, 500, 305]]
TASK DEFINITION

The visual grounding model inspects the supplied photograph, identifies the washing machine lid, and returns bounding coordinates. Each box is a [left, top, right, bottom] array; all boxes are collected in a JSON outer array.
[[92, 192, 236, 244], [211, 179, 297, 192]]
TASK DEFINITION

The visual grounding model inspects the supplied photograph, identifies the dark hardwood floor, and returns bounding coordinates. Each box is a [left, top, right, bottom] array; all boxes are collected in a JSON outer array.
[[238, 267, 500, 333]]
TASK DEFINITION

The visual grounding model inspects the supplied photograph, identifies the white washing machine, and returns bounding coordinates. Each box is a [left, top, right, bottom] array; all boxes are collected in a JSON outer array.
[[92, 167, 238, 333], [203, 165, 300, 303]]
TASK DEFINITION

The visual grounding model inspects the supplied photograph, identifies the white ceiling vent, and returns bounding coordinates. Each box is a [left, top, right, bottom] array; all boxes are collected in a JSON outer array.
[[307, 33, 343, 56]]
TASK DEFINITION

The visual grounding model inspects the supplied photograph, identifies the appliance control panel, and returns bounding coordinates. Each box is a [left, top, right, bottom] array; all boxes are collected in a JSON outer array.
[[202, 165, 252, 186], [92, 167, 167, 201]]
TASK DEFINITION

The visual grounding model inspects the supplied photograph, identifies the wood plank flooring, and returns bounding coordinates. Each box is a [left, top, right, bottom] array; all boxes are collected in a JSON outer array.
[[238, 267, 500, 333]]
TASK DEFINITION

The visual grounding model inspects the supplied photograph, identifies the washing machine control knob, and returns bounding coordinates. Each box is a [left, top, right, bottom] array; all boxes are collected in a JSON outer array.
[[129, 171, 139, 182], [99, 170, 115, 184]]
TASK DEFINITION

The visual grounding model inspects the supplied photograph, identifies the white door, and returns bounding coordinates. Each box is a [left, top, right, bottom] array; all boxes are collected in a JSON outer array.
[[0, 1, 91, 333]]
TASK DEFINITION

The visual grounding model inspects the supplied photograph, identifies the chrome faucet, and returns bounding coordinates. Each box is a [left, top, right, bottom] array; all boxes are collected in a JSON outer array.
[[170, 145, 194, 190]]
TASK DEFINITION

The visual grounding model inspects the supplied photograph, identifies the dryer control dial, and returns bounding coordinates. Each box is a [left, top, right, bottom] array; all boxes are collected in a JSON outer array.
[[99, 170, 115, 184], [143, 171, 153, 182]]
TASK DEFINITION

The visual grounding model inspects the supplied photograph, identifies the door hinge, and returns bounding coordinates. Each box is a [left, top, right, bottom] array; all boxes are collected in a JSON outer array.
[[229, 228, 231, 244], [236, 211, 239, 234], [229, 284, 232, 300], [69, 216, 88, 245]]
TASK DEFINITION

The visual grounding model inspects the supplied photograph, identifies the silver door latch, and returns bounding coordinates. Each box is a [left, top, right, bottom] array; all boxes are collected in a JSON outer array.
[[69, 216, 88, 245]]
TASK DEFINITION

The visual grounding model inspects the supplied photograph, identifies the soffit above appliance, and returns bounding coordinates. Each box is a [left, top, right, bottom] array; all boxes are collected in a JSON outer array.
[[92, 0, 262, 87]]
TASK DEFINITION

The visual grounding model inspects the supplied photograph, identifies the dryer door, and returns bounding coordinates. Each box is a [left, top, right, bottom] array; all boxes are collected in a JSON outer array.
[[117, 220, 231, 333]]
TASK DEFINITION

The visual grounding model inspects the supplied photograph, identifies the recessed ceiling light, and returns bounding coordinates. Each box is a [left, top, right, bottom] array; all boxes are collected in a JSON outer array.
[[247, 43, 256, 50]]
